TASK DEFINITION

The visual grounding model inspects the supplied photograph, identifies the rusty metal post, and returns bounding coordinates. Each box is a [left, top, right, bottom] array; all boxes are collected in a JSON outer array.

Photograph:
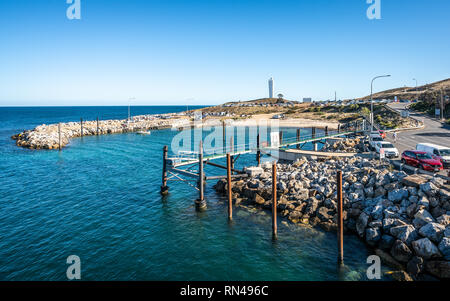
[[227, 153, 233, 220], [256, 133, 261, 166], [337, 170, 344, 264], [96, 117, 99, 136], [160, 146, 169, 195], [272, 162, 278, 239], [296, 128, 301, 149], [80, 118, 84, 137], [196, 141, 206, 211], [58, 123, 61, 151]]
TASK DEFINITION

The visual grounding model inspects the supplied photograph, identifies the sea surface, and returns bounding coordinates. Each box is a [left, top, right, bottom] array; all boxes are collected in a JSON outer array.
[[0, 106, 389, 281]]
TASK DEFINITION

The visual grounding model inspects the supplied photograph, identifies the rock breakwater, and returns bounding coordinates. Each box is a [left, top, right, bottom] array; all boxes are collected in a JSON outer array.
[[214, 156, 450, 280], [11, 114, 189, 150]]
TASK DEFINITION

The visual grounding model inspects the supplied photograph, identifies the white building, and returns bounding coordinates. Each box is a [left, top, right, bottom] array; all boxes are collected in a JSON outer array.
[[268, 77, 274, 98]]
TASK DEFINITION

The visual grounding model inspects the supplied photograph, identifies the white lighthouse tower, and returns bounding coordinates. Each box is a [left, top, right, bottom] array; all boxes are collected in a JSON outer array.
[[268, 77, 274, 98]]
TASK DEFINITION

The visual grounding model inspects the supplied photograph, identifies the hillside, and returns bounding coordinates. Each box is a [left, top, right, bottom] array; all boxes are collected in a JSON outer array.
[[358, 78, 450, 103]]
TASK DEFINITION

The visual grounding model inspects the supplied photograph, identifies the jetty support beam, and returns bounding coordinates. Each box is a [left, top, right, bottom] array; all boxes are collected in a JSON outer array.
[[312, 127, 317, 151], [227, 153, 232, 221], [160, 145, 169, 195], [256, 133, 261, 166], [272, 162, 278, 240], [196, 142, 207, 211], [337, 170, 344, 264]]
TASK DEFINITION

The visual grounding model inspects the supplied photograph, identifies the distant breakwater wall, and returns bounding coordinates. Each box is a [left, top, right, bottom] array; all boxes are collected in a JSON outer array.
[[11, 115, 190, 150]]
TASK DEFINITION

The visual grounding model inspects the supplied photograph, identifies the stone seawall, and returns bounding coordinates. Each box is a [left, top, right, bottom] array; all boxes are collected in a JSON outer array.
[[214, 157, 450, 280], [11, 114, 190, 150]]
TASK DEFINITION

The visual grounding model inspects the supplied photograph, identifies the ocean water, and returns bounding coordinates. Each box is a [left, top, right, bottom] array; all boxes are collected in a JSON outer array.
[[0, 106, 388, 281]]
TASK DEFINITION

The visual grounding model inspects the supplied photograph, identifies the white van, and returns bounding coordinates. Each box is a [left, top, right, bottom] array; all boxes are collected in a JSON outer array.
[[416, 143, 450, 168]]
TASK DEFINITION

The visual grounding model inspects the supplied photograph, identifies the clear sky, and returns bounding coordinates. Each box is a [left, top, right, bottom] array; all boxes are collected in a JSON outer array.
[[0, 0, 449, 106]]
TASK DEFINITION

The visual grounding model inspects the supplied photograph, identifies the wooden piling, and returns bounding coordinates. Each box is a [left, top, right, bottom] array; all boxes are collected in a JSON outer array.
[[312, 127, 317, 151], [96, 117, 99, 136], [296, 129, 301, 149], [337, 124, 341, 134], [256, 133, 261, 166], [279, 131, 283, 145], [272, 162, 278, 239], [325, 126, 328, 137], [227, 153, 233, 220], [80, 118, 83, 137], [160, 145, 169, 195], [230, 137, 234, 173], [337, 170, 344, 264], [196, 141, 206, 211], [222, 120, 226, 154], [58, 123, 62, 151]]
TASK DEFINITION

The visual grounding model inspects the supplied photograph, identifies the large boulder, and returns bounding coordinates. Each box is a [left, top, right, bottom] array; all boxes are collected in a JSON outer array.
[[413, 209, 435, 229], [411, 238, 441, 259], [419, 222, 445, 244], [379, 235, 395, 251], [296, 189, 309, 201], [425, 261, 450, 279], [304, 198, 319, 216], [438, 237, 450, 260], [437, 214, 450, 227], [388, 188, 409, 203], [316, 207, 333, 222], [420, 182, 438, 197], [356, 212, 369, 237], [390, 225, 419, 246], [390, 240, 413, 263], [407, 256, 424, 278], [445, 227, 450, 238], [366, 228, 381, 246], [254, 193, 265, 205], [383, 218, 406, 232]]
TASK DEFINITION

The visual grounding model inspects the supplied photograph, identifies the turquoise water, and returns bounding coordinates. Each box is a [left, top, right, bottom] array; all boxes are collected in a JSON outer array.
[[0, 107, 386, 280]]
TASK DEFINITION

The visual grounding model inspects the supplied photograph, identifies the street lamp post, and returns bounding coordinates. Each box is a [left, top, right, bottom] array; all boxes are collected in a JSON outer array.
[[413, 78, 418, 102], [370, 75, 391, 132]]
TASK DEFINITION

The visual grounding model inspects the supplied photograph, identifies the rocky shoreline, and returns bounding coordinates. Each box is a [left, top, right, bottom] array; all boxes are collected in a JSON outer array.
[[213, 156, 450, 280], [11, 114, 190, 150]]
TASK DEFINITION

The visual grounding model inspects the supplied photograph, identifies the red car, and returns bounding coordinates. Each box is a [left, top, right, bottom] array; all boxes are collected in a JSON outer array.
[[401, 150, 444, 172], [378, 130, 386, 139]]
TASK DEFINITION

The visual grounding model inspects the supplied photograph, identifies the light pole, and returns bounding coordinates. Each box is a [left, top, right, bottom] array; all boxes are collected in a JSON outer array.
[[413, 78, 418, 102], [370, 75, 391, 132]]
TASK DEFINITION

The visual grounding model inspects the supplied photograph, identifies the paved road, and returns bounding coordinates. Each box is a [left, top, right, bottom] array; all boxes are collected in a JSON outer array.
[[386, 102, 450, 175]]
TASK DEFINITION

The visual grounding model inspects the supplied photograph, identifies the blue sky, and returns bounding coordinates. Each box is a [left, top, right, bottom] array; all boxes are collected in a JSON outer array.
[[0, 0, 449, 106]]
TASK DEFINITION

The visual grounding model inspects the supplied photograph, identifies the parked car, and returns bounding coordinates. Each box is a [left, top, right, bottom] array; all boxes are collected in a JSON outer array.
[[416, 143, 450, 169], [401, 150, 444, 172], [369, 134, 384, 150], [374, 141, 399, 158]]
